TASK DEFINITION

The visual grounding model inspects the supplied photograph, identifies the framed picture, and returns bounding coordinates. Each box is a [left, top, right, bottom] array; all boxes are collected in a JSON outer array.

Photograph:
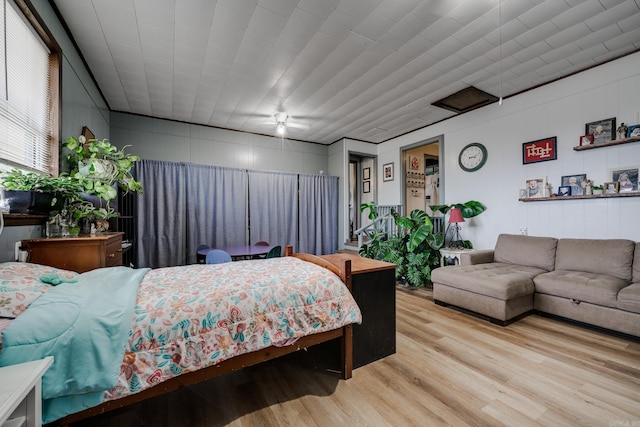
[[81, 126, 95, 141], [627, 124, 640, 138], [604, 181, 619, 194], [525, 177, 546, 198], [363, 181, 371, 193], [363, 167, 370, 180], [610, 167, 639, 192], [408, 155, 420, 171], [585, 117, 616, 144], [561, 174, 587, 196], [522, 137, 556, 164], [518, 189, 528, 199], [558, 186, 570, 197], [383, 163, 394, 182], [579, 134, 594, 146]]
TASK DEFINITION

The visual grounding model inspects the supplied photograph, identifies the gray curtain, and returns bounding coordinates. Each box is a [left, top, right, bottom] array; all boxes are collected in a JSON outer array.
[[134, 160, 185, 268], [185, 164, 247, 264], [248, 171, 298, 252], [299, 174, 338, 255]]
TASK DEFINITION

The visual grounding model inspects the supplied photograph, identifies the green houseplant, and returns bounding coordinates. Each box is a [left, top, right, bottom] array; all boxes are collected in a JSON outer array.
[[64, 135, 143, 230], [359, 202, 444, 287], [0, 169, 81, 214], [429, 200, 487, 249]]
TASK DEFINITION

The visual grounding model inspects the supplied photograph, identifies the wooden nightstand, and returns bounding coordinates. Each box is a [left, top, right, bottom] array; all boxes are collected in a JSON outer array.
[[21, 232, 124, 273], [0, 357, 53, 427]]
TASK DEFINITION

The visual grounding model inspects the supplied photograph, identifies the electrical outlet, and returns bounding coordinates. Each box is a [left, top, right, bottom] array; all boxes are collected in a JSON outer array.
[[519, 227, 527, 235]]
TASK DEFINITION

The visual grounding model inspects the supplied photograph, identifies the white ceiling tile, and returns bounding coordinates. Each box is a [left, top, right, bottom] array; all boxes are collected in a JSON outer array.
[[53, 0, 640, 144]]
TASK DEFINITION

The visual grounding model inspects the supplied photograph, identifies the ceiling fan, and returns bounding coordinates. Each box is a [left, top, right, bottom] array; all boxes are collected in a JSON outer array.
[[272, 112, 308, 135]]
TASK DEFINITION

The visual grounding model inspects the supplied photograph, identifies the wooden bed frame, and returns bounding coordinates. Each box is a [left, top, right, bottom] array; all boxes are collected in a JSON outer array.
[[57, 247, 354, 425]]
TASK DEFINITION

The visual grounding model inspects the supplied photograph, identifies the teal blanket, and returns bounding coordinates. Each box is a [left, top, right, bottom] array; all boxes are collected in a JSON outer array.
[[0, 266, 149, 423]]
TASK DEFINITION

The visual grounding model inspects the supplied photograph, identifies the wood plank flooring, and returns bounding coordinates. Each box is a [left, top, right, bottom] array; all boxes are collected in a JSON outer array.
[[69, 289, 640, 427]]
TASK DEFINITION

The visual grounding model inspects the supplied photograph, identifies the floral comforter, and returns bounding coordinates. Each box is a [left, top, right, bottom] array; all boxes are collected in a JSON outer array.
[[105, 256, 362, 401]]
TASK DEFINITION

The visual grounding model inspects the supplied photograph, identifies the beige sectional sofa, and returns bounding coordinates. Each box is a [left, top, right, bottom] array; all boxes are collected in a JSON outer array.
[[431, 234, 640, 337]]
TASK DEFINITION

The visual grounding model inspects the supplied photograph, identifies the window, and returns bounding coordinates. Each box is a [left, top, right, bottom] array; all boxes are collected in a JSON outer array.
[[0, 0, 59, 175]]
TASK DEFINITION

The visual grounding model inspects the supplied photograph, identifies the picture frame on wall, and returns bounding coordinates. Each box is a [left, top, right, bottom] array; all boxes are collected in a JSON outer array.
[[81, 126, 95, 141], [525, 177, 546, 198], [585, 117, 616, 144], [561, 174, 587, 196], [363, 181, 371, 193], [579, 134, 594, 146], [408, 155, 420, 171], [610, 167, 639, 192], [383, 162, 394, 182], [363, 167, 370, 180], [522, 137, 557, 164]]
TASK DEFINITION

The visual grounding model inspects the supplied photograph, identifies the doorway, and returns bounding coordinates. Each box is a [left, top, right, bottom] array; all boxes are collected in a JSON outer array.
[[402, 140, 441, 217], [348, 154, 375, 243]]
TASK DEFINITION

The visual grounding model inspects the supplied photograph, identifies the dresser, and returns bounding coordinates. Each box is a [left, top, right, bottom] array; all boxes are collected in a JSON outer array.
[[21, 232, 124, 273], [0, 357, 53, 427], [318, 253, 397, 368]]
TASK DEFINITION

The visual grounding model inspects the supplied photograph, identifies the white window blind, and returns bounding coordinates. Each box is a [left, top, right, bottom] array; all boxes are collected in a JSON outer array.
[[0, 0, 54, 174]]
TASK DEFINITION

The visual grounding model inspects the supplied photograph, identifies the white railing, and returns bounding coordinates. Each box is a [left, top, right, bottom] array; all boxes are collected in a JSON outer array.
[[354, 205, 446, 249]]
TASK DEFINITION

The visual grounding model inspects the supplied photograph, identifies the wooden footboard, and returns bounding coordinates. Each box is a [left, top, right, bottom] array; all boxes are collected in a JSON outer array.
[[57, 248, 355, 426]]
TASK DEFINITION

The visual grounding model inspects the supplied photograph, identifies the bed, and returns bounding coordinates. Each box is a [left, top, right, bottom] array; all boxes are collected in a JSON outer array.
[[0, 248, 361, 425]]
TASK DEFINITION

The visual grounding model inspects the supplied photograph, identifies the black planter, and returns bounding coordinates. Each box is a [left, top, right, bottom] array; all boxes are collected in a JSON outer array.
[[1, 190, 63, 214]]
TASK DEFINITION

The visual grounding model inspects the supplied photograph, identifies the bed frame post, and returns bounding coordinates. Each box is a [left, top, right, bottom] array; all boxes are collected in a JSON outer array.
[[339, 258, 353, 379]]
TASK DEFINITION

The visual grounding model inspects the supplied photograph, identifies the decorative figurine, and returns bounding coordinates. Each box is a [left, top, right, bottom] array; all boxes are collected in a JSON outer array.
[[616, 122, 627, 140]]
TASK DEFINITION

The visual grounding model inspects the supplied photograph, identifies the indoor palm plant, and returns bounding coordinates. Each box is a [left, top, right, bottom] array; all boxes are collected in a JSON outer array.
[[429, 200, 487, 249]]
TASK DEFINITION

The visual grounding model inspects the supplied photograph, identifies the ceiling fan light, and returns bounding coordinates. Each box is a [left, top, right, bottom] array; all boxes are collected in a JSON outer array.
[[275, 112, 288, 123], [276, 123, 285, 134]]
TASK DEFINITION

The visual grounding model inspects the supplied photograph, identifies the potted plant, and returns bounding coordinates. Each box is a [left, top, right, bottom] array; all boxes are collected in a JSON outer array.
[[0, 169, 81, 214], [429, 200, 487, 249], [64, 134, 143, 231], [359, 202, 444, 288], [592, 184, 603, 195]]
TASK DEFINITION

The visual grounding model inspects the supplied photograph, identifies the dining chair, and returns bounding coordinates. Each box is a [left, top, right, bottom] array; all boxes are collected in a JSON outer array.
[[205, 249, 232, 264], [266, 246, 281, 259], [254, 241, 269, 246], [196, 244, 209, 264]]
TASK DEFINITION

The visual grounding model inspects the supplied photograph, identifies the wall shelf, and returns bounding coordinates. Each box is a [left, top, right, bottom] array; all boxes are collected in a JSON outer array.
[[573, 135, 640, 151], [519, 192, 640, 202]]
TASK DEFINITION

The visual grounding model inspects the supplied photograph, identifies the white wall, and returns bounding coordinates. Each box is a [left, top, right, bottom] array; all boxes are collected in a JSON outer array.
[[377, 52, 640, 249], [110, 112, 329, 175]]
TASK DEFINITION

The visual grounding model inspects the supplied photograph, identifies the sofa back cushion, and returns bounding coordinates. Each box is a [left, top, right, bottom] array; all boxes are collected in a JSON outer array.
[[555, 238, 635, 281], [494, 234, 558, 271], [633, 242, 640, 283]]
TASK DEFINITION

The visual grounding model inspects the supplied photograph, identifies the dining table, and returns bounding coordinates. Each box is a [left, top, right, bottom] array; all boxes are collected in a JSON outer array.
[[197, 245, 274, 261]]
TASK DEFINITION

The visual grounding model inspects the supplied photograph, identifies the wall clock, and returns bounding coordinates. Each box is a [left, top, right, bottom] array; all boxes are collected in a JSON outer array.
[[458, 142, 487, 172]]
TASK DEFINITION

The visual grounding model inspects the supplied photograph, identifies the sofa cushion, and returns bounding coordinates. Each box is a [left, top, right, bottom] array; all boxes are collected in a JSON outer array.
[[534, 270, 629, 308], [617, 284, 640, 314], [431, 263, 544, 301], [633, 242, 640, 283], [494, 234, 557, 271], [555, 238, 635, 281]]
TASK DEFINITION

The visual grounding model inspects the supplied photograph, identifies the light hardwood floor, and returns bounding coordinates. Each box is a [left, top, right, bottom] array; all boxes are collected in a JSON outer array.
[[70, 289, 640, 427]]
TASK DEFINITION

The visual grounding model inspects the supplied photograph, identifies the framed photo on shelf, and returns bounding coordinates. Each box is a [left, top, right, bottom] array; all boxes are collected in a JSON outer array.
[[558, 186, 570, 196], [522, 137, 556, 164], [579, 134, 594, 146], [585, 117, 616, 144], [604, 181, 619, 194], [518, 189, 528, 199], [610, 167, 639, 192], [383, 162, 394, 182], [561, 174, 587, 196], [627, 124, 640, 138], [525, 177, 546, 198], [363, 167, 370, 180]]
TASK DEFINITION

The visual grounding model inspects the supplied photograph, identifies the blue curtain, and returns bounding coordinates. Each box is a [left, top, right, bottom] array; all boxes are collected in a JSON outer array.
[[185, 164, 247, 264], [134, 160, 185, 268], [299, 174, 339, 255], [248, 171, 298, 253]]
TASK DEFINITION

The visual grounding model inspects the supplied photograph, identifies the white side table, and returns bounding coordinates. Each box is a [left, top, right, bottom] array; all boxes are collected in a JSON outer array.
[[440, 248, 476, 267], [0, 357, 53, 427]]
